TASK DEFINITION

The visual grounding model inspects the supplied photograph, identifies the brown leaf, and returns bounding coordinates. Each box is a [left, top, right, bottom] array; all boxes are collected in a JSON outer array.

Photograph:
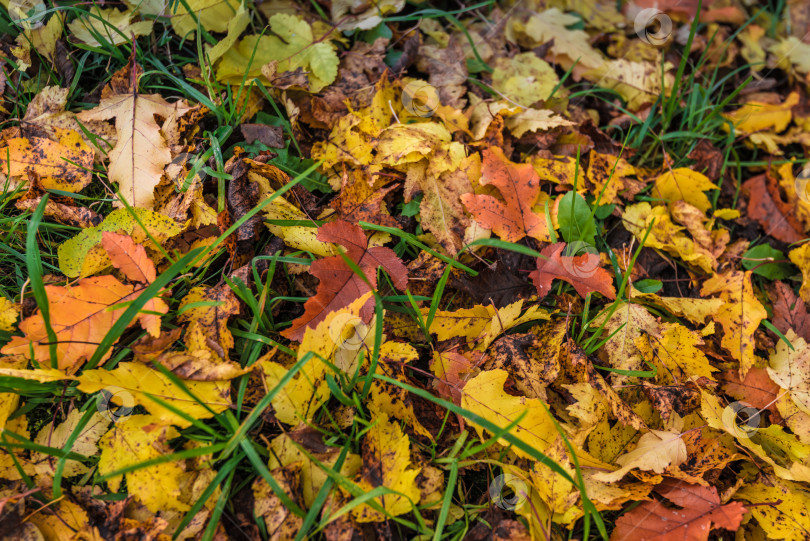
[[329, 169, 400, 228], [530, 243, 616, 299], [642, 382, 702, 421], [720, 368, 783, 424], [282, 220, 408, 341], [101, 232, 156, 284], [768, 280, 810, 343], [460, 147, 548, 243], [611, 478, 747, 541], [742, 173, 804, 243], [240, 123, 284, 148]]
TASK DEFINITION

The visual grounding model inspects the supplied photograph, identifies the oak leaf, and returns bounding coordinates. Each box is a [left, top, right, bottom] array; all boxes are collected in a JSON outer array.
[[530, 242, 616, 299], [101, 232, 156, 284], [460, 147, 550, 243], [282, 220, 407, 341], [611, 478, 747, 541], [0, 276, 168, 371], [77, 62, 191, 209]]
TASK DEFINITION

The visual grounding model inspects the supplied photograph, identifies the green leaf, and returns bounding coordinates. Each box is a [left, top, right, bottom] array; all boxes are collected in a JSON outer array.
[[634, 279, 663, 293], [742, 244, 795, 280], [557, 191, 596, 245]]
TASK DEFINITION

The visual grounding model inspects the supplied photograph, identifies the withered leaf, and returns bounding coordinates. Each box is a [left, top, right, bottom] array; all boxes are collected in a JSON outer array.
[[530, 243, 616, 299], [282, 220, 408, 341]]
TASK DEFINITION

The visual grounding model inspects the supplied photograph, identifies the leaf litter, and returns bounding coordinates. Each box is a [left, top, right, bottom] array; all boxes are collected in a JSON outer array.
[[2, 1, 810, 540]]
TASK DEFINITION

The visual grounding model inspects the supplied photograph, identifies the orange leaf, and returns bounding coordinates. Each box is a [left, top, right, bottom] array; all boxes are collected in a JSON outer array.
[[720, 367, 783, 423], [282, 220, 408, 341], [460, 148, 548, 243], [611, 478, 747, 541], [0, 276, 167, 372], [101, 232, 156, 284], [529, 243, 615, 299]]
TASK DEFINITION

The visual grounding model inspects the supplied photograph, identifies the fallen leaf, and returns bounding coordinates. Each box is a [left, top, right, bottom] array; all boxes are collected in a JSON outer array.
[[1, 276, 167, 371], [77, 62, 191, 209], [351, 412, 422, 522], [178, 285, 240, 361], [0, 129, 94, 191], [611, 478, 746, 540], [67, 7, 153, 46], [460, 147, 550, 243], [282, 220, 407, 341], [101, 232, 156, 284], [530, 243, 616, 299], [700, 270, 767, 377], [593, 429, 687, 482]]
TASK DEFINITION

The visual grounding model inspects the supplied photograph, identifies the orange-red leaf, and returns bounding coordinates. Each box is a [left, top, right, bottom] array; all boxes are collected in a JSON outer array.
[[530, 243, 615, 299], [101, 232, 156, 284], [611, 478, 747, 541], [282, 220, 408, 341], [460, 147, 548, 242], [0, 276, 167, 372]]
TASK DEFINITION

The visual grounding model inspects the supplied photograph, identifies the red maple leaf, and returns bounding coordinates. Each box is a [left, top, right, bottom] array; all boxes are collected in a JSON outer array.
[[529, 243, 615, 299], [460, 147, 548, 243], [282, 220, 408, 341], [611, 478, 747, 541]]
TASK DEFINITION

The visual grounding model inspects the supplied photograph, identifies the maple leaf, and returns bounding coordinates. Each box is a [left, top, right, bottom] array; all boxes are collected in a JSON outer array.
[[281, 220, 407, 341], [77, 62, 191, 209], [101, 232, 156, 284], [460, 147, 549, 243], [611, 478, 747, 541], [0, 276, 167, 372], [530, 243, 616, 299]]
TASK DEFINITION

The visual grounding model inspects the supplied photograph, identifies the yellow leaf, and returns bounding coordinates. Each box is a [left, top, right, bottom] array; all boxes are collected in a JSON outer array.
[[0, 129, 94, 192], [205, 3, 250, 64], [1, 276, 168, 372], [583, 58, 672, 111], [178, 284, 240, 361], [98, 414, 189, 513], [216, 14, 338, 92], [31, 408, 109, 479], [651, 167, 719, 213], [77, 65, 192, 209], [425, 300, 549, 350], [461, 369, 564, 459], [644, 322, 717, 383], [58, 208, 183, 279], [352, 412, 422, 522], [769, 37, 810, 74], [768, 330, 810, 415], [75, 362, 230, 427], [700, 270, 767, 378], [169, 0, 241, 36], [591, 301, 659, 383], [503, 108, 574, 138], [593, 428, 687, 482], [259, 294, 372, 424], [723, 91, 799, 134], [252, 465, 304, 536], [789, 243, 810, 303], [622, 202, 720, 273], [0, 297, 19, 332], [67, 7, 153, 46], [736, 480, 810, 541], [491, 52, 560, 106], [20, 86, 115, 161], [509, 8, 603, 71], [266, 432, 362, 507]]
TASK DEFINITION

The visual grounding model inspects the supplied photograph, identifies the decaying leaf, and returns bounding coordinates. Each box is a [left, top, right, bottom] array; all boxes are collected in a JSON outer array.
[[282, 220, 407, 341], [530, 243, 616, 299]]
